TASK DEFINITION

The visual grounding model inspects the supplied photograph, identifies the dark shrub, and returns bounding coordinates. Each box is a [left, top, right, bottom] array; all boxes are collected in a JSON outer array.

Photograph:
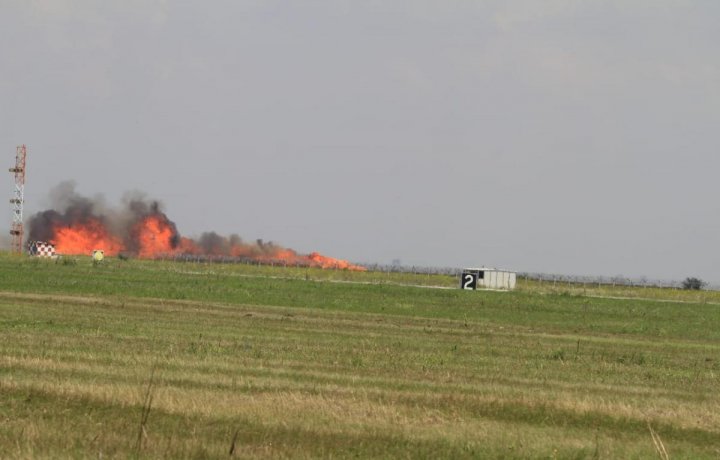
[[682, 277, 705, 290]]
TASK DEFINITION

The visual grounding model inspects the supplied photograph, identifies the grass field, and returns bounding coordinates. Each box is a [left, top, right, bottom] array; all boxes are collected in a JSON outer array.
[[1, 253, 719, 458]]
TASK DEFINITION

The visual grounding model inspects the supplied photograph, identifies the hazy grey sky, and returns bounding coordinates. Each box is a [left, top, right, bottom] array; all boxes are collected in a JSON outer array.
[[2, 1, 719, 282]]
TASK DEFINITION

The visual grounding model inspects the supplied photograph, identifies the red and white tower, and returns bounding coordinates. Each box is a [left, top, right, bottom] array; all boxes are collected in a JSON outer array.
[[9, 145, 27, 254]]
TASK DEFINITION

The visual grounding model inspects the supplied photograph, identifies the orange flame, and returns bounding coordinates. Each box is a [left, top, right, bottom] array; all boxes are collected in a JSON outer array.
[[51, 218, 124, 256], [307, 252, 366, 271], [133, 215, 178, 258], [42, 209, 364, 271], [178, 237, 202, 255]]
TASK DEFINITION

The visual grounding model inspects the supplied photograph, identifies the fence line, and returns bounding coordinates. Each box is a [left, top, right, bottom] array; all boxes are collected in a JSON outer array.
[[153, 255, 718, 291]]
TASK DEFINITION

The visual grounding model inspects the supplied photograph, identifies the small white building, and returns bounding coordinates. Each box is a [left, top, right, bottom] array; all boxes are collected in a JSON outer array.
[[461, 268, 516, 290]]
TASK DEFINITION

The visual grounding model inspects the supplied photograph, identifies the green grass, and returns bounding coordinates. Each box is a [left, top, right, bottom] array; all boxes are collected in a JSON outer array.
[[1, 253, 719, 458], [516, 277, 720, 304]]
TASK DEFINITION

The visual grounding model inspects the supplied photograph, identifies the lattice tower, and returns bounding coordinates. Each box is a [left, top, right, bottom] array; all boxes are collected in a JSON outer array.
[[9, 145, 26, 254]]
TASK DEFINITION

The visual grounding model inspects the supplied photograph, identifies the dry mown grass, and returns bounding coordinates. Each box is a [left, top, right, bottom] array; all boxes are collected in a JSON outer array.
[[1, 288, 720, 459]]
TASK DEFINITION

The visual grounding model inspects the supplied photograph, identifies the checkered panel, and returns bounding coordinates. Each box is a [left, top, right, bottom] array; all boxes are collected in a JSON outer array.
[[29, 241, 57, 258]]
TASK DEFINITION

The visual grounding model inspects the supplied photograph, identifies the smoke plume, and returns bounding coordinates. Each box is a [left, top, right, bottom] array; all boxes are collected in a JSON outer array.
[[27, 182, 364, 270]]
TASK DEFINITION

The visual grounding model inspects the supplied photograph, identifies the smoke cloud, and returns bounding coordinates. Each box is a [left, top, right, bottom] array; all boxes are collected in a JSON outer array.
[[26, 182, 364, 270]]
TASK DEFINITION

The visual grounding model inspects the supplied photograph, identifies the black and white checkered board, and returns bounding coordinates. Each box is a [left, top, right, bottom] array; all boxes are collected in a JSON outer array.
[[29, 241, 57, 258]]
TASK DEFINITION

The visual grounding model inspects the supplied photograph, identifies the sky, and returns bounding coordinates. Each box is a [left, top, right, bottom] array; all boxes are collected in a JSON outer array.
[[1, 1, 719, 283]]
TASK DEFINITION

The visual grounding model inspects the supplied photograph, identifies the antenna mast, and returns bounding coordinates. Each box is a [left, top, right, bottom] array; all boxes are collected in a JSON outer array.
[[9, 145, 26, 254]]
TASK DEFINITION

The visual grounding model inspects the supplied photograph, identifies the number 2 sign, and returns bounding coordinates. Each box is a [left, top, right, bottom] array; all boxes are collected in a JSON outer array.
[[461, 270, 478, 290]]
